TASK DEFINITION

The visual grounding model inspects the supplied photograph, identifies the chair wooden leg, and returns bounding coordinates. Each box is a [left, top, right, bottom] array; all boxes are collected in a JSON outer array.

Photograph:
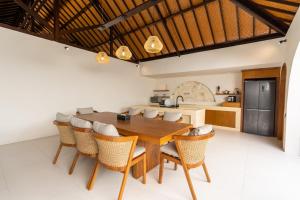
[[52, 143, 63, 164], [69, 151, 80, 175], [142, 154, 146, 184], [202, 162, 211, 183], [174, 163, 178, 170], [118, 166, 131, 200], [182, 165, 197, 200], [158, 154, 164, 184], [87, 161, 100, 190]]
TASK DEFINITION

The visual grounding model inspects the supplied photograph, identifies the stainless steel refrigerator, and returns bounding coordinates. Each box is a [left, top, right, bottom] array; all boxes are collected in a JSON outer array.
[[243, 79, 276, 136]]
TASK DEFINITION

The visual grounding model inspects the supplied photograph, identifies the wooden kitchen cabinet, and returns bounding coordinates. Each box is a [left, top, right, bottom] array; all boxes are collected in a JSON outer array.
[[205, 110, 236, 128], [222, 102, 241, 108]]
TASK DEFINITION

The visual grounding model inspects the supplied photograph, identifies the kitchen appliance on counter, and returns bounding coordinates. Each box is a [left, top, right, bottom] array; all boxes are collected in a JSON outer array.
[[150, 96, 169, 104], [227, 95, 237, 102]]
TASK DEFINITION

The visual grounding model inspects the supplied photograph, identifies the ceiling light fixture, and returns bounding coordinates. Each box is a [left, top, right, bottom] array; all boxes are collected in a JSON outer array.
[[116, 46, 132, 60], [96, 51, 110, 64], [144, 35, 163, 53], [144, 6, 163, 54], [95, 0, 109, 64]]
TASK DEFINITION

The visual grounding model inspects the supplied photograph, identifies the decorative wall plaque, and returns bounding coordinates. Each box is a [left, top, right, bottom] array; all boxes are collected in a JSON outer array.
[[172, 81, 216, 103]]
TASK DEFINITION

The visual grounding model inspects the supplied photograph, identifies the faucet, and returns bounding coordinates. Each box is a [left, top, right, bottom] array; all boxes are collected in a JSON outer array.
[[176, 96, 184, 108]]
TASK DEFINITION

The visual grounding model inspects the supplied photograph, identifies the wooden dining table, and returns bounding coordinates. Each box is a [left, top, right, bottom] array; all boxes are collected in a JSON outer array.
[[76, 112, 193, 178]]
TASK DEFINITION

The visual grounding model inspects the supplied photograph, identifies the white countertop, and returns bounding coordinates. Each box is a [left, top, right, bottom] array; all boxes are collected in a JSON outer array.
[[143, 104, 241, 112]]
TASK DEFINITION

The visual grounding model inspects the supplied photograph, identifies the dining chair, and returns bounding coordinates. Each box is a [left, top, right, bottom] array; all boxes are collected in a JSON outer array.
[[76, 107, 97, 114], [161, 111, 183, 164], [158, 132, 215, 200], [162, 111, 183, 122], [128, 107, 141, 115], [69, 117, 98, 175], [87, 122, 146, 200], [143, 109, 159, 119], [52, 112, 76, 164]]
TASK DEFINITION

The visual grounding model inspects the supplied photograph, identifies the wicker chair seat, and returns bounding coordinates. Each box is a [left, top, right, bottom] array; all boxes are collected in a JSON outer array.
[[134, 146, 145, 158], [161, 142, 178, 157]]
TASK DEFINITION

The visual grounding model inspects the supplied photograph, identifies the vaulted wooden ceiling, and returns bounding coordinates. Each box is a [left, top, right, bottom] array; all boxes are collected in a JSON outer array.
[[0, 0, 299, 63]]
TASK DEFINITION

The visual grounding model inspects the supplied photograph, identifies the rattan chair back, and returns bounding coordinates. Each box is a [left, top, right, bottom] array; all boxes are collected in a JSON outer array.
[[53, 121, 76, 145], [72, 127, 98, 155], [93, 134, 138, 171], [174, 133, 214, 167]]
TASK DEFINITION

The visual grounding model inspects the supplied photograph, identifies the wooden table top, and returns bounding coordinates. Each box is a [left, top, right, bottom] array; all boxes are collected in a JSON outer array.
[[77, 112, 193, 145]]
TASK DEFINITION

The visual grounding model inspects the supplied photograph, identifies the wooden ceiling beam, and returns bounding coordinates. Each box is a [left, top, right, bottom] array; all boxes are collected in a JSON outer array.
[[14, 0, 53, 32], [230, 0, 289, 35], [265, 0, 300, 7], [98, 0, 165, 31], [19, 0, 40, 28], [140, 33, 283, 62], [258, 4, 296, 16], [87, 0, 217, 49]]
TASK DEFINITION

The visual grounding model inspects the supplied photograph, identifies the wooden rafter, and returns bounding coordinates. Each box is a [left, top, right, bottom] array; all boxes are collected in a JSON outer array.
[[61, 0, 217, 35], [89, 0, 217, 49], [97, 0, 140, 62], [0, 0, 298, 63], [14, 0, 53, 32], [154, 3, 180, 57], [265, 0, 300, 7], [53, 0, 60, 40], [188, 0, 204, 46], [230, 0, 289, 35], [19, 0, 39, 28], [60, 2, 93, 30], [98, 0, 164, 31], [258, 4, 296, 16]]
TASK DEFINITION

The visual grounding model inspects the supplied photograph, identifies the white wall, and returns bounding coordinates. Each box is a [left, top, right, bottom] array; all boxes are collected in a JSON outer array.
[[155, 72, 242, 104], [141, 38, 285, 76], [0, 28, 155, 145], [284, 9, 300, 156]]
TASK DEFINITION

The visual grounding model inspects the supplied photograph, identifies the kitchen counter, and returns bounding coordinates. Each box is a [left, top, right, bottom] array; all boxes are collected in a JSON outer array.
[[132, 104, 241, 131], [131, 105, 205, 128]]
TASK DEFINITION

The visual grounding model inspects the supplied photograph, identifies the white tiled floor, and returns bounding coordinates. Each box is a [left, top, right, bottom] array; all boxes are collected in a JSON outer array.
[[0, 130, 300, 200]]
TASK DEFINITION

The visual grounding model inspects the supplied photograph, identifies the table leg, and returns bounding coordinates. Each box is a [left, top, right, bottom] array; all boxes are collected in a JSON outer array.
[[132, 141, 160, 178]]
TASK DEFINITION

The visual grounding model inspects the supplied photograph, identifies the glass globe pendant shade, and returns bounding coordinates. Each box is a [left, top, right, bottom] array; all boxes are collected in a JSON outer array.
[[144, 36, 163, 53], [116, 46, 132, 60], [96, 51, 109, 64]]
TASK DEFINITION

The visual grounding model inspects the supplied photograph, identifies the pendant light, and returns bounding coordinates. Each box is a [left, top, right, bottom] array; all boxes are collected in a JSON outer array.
[[95, 0, 109, 64], [116, 46, 132, 60], [96, 51, 109, 64], [144, 6, 163, 54], [144, 35, 163, 53]]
